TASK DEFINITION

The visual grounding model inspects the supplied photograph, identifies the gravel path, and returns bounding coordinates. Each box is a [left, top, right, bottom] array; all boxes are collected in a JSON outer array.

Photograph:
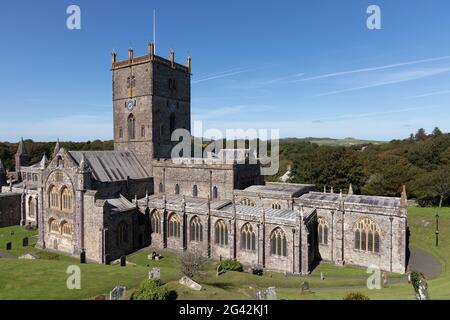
[[407, 246, 442, 280]]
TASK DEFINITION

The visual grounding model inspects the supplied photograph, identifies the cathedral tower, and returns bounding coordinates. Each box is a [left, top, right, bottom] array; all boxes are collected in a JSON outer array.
[[112, 43, 191, 174]]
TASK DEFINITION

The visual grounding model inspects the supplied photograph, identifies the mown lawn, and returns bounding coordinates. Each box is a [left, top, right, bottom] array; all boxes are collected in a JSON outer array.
[[0, 206, 447, 300]]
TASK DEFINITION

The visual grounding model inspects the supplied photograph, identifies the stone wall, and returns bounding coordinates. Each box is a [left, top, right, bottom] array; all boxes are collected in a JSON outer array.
[[0, 193, 21, 227]]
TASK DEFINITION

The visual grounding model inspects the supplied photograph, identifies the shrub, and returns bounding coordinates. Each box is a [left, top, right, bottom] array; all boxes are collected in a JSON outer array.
[[130, 279, 169, 300], [219, 260, 243, 272], [251, 265, 264, 276], [343, 292, 370, 300], [37, 251, 60, 260]]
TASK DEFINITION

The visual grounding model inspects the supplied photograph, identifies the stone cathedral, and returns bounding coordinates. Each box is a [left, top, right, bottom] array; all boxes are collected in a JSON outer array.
[[0, 42, 407, 275]]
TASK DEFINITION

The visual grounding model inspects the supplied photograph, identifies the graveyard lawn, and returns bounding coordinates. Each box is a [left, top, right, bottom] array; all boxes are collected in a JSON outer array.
[[0, 206, 448, 300]]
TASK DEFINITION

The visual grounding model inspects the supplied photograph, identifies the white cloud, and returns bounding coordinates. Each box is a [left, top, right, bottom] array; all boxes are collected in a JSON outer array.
[[317, 67, 450, 96], [290, 55, 450, 83]]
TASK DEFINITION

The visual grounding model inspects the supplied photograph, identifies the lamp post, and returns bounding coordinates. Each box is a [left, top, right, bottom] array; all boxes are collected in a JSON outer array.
[[435, 213, 439, 247]]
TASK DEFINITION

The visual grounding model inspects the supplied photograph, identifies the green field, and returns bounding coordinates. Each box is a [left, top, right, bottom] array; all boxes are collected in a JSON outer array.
[[0, 206, 447, 300]]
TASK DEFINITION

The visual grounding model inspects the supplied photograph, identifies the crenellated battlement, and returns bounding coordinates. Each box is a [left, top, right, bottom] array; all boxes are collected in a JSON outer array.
[[111, 42, 191, 73]]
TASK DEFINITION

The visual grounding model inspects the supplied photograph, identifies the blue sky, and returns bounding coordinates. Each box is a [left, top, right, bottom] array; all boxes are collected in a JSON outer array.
[[1, 0, 450, 142]]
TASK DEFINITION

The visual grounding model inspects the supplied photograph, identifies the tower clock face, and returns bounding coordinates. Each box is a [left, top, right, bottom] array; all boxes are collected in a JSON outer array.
[[125, 99, 136, 112]]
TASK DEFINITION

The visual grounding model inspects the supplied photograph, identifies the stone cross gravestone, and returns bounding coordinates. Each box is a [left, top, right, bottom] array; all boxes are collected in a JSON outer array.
[[149, 267, 160, 280], [22, 237, 29, 247], [6, 242, 11, 250], [109, 286, 126, 300], [266, 287, 277, 300]]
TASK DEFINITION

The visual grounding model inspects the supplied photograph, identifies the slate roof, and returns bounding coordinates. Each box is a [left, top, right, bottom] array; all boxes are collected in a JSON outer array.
[[218, 203, 312, 222], [104, 196, 135, 212], [300, 192, 400, 208], [244, 183, 315, 197], [69, 151, 149, 182], [144, 194, 312, 223]]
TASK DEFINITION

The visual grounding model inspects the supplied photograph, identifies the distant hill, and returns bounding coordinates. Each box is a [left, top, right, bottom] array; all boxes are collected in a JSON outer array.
[[281, 137, 386, 147]]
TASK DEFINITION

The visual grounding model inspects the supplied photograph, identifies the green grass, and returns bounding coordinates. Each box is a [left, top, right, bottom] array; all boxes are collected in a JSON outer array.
[[0, 206, 448, 300]]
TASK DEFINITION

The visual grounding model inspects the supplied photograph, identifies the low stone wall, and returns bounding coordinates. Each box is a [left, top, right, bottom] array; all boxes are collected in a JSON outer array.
[[0, 193, 21, 228]]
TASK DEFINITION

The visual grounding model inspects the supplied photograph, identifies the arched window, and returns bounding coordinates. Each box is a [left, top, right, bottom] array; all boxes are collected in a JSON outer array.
[[49, 186, 59, 209], [240, 223, 256, 251], [159, 182, 164, 193], [353, 218, 381, 253], [151, 211, 160, 234], [190, 216, 203, 242], [192, 185, 198, 197], [175, 184, 180, 195], [214, 220, 228, 246], [61, 221, 73, 236], [240, 198, 255, 206], [169, 113, 176, 135], [270, 228, 287, 257], [61, 187, 73, 212], [318, 217, 329, 245], [271, 203, 281, 209], [168, 214, 181, 238], [28, 197, 36, 218], [57, 156, 64, 168], [212, 186, 218, 199], [49, 218, 59, 233], [128, 114, 136, 140], [119, 127, 123, 139], [117, 222, 128, 246]]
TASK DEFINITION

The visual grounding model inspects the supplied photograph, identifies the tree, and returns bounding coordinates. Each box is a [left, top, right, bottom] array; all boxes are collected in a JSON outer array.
[[178, 248, 206, 278], [416, 166, 450, 208], [432, 127, 443, 136], [415, 128, 427, 141]]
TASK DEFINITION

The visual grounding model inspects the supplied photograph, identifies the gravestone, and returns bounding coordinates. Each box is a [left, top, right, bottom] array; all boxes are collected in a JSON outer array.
[[120, 255, 126, 267], [109, 286, 126, 300], [179, 276, 202, 291], [152, 251, 157, 260], [266, 287, 277, 300], [6, 242, 11, 250], [300, 281, 310, 293], [320, 272, 325, 280], [254, 290, 265, 300], [80, 250, 86, 264], [149, 267, 161, 280], [22, 237, 29, 247]]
